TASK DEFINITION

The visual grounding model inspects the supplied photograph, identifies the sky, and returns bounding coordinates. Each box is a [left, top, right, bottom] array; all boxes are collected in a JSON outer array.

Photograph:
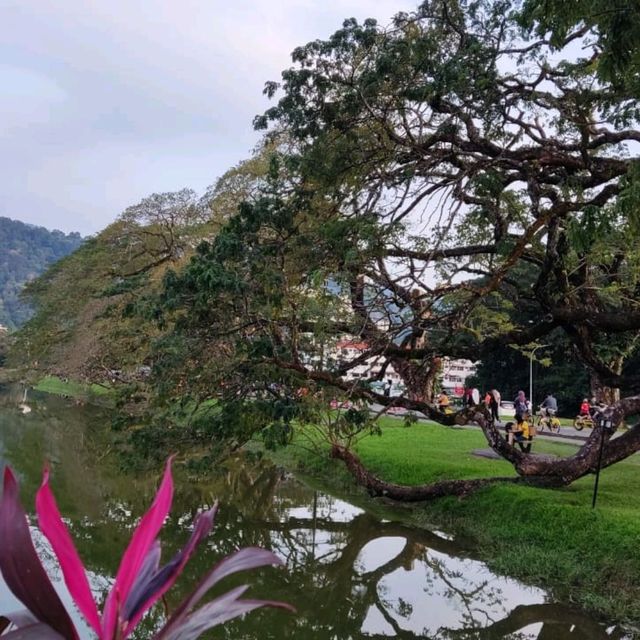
[[0, 1, 412, 236]]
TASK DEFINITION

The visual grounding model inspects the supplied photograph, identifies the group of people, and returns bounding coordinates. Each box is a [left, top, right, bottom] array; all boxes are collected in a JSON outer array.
[[437, 387, 502, 420], [436, 385, 611, 454], [437, 387, 502, 418], [504, 390, 542, 453]]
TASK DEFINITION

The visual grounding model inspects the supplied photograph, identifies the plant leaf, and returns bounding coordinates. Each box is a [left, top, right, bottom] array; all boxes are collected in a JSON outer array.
[[102, 457, 174, 639], [157, 547, 285, 639], [160, 586, 293, 640], [0, 468, 78, 640], [0, 611, 37, 632], [122, 505, 218, 638], [1, 623, 65, 639], [122, 541, 162, 621], [36, 468, 101, 635], [158, 584, 247, 640]]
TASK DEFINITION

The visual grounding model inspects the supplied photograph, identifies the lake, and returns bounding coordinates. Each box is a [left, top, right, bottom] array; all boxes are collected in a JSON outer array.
[[0, 385, 631, 639]]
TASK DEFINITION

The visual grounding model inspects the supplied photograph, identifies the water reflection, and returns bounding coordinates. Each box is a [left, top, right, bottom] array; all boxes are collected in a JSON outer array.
[[0, 386, 631, 639]]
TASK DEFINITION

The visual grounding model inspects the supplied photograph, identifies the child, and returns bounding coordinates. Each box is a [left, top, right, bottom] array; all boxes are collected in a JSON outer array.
[[437, 390, 450, 412], [579, 398, 590, 416], [505, 414, 533, 453]]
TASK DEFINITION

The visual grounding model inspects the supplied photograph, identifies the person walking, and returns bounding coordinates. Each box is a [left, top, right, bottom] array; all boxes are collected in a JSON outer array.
[[490, 388, 501, 422], [463, 388, 473, 407]]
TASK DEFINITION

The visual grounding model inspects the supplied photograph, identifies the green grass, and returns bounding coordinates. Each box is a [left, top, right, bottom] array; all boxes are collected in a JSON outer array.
[[34, 375, 113, 401], [268, 419, 640, 628]]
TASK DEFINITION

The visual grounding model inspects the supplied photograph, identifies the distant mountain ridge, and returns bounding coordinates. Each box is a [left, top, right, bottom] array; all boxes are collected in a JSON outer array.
[[0, 216, 83, 328]]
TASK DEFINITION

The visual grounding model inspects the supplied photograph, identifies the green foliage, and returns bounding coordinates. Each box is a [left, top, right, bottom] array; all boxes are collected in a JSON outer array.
[[617, 161, 640, 233], [0, 329, 9, 367], [8, 195, 215, 381], [142, 0, 640, 471], [0, 217, 82, 329], [520, 0, 640, 97]]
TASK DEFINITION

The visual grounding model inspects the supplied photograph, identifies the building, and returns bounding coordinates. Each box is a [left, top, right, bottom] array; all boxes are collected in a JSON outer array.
[[440, 358, 477, 397], [326, 339, 404, 394], [316, 337, 476, 400]]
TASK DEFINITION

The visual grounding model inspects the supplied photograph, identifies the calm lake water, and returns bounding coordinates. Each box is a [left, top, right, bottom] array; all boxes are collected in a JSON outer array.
[[0, 385, 632, 639]]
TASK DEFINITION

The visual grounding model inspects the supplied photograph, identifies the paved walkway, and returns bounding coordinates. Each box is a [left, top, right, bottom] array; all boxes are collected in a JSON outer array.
[[369, 403, 601, 445]]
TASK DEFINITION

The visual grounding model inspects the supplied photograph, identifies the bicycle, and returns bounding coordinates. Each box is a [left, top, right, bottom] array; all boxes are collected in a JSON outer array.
[[536, 407, 561, 434], [572, 414, 594, 431]]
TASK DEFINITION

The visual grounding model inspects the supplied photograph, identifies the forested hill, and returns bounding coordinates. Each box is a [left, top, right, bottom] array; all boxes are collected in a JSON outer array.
[[0, 217, 83, 328]]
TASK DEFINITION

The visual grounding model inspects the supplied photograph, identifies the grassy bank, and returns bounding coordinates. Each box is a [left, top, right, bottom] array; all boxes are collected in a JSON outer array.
[[33, 375, 114, 403], [265, 419, 640, 630]]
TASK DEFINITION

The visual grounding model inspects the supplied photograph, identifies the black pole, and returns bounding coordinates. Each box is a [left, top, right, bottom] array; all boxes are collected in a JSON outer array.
[[592, 423, 606, 509]]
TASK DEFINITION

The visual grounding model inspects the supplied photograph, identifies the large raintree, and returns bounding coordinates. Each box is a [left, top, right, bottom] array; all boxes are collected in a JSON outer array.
[[156, 0, 640, 499]]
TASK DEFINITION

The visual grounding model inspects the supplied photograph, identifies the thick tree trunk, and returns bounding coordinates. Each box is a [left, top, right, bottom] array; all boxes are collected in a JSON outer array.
[[391, 355, 441, 403], [590, 358, 623, 404], [330, 444, 520, 501], [297, 362, 640, 501], [421, 357, 440, 404], [478, 395, 640, 482]]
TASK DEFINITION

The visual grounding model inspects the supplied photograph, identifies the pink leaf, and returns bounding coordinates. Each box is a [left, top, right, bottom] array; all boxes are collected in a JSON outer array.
[[36, 468, 101, 636], [157, 547, 286, 639], [0, 468, 78, 640], [101, 457, 174, 639], [160, 586, 294, 640], [122, 505, 217, 638]]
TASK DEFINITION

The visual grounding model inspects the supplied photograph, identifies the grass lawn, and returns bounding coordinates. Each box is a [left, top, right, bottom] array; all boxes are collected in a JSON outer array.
[[272, 418, 640, 628]]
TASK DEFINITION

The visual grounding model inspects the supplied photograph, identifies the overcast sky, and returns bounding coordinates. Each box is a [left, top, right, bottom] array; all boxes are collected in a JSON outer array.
[[0, 1, 412, 235]]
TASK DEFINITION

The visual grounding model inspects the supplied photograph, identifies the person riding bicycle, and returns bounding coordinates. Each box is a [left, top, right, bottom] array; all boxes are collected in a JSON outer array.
[[540, 394, 558, 417], [579, 398, 590, 417], [514, 390, 528, 421]]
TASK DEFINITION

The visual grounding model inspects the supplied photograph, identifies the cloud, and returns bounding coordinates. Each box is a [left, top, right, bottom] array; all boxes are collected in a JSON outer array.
[[0, 0, 410, 234]]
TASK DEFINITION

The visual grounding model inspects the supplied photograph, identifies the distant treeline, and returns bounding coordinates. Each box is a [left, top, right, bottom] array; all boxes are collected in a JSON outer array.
[[0, 217, 83, 328]]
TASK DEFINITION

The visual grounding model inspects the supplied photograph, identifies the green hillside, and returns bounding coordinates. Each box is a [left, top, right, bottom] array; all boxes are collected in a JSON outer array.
[[0, 217, 83, 329]]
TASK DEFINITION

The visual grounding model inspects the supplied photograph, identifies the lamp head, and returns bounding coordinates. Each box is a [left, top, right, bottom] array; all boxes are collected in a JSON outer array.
[[598, 415, 614, 430]]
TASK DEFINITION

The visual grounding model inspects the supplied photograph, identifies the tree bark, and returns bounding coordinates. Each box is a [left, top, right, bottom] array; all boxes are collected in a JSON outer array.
[[329, 444, 520, 501], [390, 355, 441, 403], [590, 357, 623, 404]]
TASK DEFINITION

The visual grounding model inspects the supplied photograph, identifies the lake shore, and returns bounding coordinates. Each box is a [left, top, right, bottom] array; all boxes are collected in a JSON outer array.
[[261, 419, 640, 635]]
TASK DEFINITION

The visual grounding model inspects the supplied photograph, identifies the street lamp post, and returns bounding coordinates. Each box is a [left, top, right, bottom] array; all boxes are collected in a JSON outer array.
[[529, 344, 549, 411], [592, 415, 614, 509]]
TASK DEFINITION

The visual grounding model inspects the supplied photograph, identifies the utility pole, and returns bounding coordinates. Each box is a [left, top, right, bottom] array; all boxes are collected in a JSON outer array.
[[529, 344, 549, 409]]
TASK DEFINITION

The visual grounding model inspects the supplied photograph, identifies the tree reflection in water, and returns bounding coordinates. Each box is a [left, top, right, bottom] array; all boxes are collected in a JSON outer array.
[[196, 460, 628, 640], [0, 391, 632, 639]]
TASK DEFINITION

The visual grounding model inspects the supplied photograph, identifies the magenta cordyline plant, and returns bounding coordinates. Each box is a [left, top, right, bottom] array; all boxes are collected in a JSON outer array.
[[0, 458, 292, 639]]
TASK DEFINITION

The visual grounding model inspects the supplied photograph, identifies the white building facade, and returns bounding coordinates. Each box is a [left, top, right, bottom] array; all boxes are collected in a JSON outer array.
[[440, 358, 477, 396]]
